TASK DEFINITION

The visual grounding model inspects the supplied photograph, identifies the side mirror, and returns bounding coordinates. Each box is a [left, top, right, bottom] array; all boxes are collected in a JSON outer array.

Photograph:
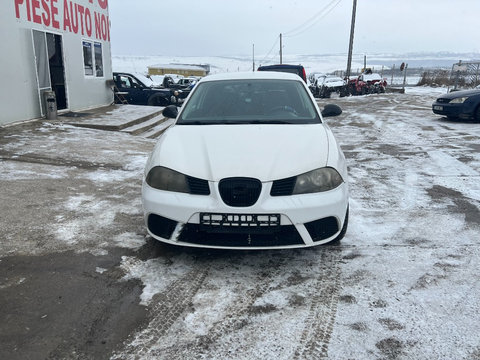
[[321, 104, 342, 118], [162, 105, 178, 118]]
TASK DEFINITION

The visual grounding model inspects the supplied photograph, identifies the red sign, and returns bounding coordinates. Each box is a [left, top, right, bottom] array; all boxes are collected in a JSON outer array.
[[14, 0, 110, 42]]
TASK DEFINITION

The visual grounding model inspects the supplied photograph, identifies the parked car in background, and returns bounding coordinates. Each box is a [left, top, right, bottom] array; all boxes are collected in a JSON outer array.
[[177, 77, 199, 89], [142, 71, 348, 249], [317, 76, 347, 98], [348, 72, 387, 95], [257, 64, 307, 83], [113, 72, 189, 106], [432, 88, 480, 121], [308, 72, 325, 84], [309, 74, 327, 97]]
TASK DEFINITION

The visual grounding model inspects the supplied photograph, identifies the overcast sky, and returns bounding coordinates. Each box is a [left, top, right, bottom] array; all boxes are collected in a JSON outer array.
[[109, 0, 480, 58]]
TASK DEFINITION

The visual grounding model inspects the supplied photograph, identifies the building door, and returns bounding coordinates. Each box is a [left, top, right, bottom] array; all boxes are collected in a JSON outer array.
[[32, 30, 67, 116]]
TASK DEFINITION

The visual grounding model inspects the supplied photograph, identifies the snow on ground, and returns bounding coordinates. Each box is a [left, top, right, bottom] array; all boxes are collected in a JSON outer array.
[[0, 122, 155, 256], [1, 86, 479, 359], [113, 90, 479, 359]]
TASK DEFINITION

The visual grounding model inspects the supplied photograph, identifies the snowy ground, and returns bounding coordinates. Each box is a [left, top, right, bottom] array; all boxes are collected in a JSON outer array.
[[1, 87, 479, 359]]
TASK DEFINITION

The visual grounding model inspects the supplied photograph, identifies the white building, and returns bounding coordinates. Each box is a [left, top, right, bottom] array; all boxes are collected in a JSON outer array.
[[0, 0, 113, 126]]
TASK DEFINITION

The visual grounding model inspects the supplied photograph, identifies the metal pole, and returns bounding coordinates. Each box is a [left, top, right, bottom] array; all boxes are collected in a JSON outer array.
[[280, 33, 283, 64], [454, 60, 462, 90], [346, 0, 357, 79], [252, 44, 255, 72], [402, 63, 408, 92], [475, 63, 479, 87]]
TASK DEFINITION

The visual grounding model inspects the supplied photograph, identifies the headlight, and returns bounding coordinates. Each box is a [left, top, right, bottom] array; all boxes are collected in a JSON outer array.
[[293, 167, 344, 194], [146, 166, 189, 193], [450, 97, 468, 104]]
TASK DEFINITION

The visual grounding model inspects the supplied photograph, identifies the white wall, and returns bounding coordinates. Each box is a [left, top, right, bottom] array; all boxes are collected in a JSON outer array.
[[0, 0, 113, 126]]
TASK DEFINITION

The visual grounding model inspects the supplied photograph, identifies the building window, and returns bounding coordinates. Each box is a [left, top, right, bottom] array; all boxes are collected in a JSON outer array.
[[94, 42, 104, 77], [83, 41, 93, 76], [83, 40, 104, 78]]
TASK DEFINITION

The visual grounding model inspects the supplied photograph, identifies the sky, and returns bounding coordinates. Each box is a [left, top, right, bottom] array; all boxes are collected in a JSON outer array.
[[108, 0, 480, 58]]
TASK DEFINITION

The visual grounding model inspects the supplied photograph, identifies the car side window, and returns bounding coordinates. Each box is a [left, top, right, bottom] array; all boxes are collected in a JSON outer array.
[[129, 77, 142, 89], [117, 76, 132, 89]]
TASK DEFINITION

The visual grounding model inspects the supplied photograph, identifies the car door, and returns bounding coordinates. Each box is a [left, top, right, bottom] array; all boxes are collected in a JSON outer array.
[[116, 74, 149, 105]]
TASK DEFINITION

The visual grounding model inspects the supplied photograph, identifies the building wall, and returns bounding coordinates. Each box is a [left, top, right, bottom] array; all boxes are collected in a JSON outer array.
[[148, 67, 207, 77], [0, 0, 113, 126]]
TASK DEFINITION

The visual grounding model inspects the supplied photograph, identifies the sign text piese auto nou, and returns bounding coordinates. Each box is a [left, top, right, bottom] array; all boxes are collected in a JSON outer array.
[[14, 0, 110, 42]]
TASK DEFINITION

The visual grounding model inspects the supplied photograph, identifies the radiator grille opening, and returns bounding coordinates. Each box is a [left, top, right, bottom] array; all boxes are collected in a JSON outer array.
[[219, 177, 261, 207]]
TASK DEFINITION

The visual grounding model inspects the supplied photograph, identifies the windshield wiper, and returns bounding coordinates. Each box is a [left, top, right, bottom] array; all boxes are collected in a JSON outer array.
[[245, 120, 293, 124], [177, 121, 214, 125], [177, 119, 296, 125]]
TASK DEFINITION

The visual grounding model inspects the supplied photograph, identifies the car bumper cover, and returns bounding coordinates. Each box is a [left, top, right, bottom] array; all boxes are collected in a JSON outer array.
[[142, 181, 348, 249]]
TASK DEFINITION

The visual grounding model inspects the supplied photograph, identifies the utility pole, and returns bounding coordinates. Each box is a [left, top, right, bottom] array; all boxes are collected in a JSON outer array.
[[346, 0, 357, 79], [252, 44, 255, 71], [279, 33, 283, 64]]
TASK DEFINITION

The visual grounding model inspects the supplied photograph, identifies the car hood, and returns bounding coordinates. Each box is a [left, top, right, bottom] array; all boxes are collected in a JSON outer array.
[[438, 89, 480, 99], [147, 124, 330, 181]]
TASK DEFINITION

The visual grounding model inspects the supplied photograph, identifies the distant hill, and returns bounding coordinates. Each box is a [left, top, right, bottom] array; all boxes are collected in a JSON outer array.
[[112, 52, 480, 81]]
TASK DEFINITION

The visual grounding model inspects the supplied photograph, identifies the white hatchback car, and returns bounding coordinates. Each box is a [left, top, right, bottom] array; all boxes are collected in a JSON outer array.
[[142, 71, 348, 249]]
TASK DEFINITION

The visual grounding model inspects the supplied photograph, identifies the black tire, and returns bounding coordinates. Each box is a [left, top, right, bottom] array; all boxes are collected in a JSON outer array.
[[148, 94, 169, 107]]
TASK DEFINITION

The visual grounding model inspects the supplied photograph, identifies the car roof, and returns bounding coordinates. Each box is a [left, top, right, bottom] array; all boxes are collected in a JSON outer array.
[[200, 71, 303, 83]]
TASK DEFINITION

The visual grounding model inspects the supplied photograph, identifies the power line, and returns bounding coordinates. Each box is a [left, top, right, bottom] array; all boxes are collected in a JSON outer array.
[[259, 36, 280, 64], [284, 0, 343, 38]]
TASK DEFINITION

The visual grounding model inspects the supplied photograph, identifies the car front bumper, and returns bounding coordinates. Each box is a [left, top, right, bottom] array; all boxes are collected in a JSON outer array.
[[142, 180, 349, 250], [432, 102, 472, 119]]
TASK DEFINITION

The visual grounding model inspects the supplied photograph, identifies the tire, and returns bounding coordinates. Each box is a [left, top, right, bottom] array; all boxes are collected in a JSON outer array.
[[148, 94, 169, 107]]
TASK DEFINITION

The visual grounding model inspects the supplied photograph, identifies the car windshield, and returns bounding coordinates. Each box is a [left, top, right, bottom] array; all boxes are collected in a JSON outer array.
[[134, 73, 154, 87], [177, 79, 320, 125]]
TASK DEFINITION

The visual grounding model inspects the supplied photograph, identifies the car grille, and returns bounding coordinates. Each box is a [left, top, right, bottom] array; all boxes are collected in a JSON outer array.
[[219, 177, 261, 207], [187, 176, 210, 195], [271, 176, 296, 196], [178, 224, 304, 247], [436, 98, 450, 104]]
